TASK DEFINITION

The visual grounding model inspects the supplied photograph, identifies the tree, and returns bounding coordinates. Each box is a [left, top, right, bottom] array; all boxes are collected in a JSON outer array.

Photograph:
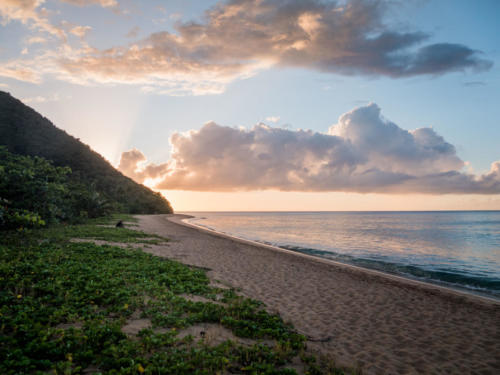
[[0, 147, 71, 229]]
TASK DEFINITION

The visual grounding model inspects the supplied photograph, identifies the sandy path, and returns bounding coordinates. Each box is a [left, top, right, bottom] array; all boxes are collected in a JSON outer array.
[[136, 214, 500, 374]]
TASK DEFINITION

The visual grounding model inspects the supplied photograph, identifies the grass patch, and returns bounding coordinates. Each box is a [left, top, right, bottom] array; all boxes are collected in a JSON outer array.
[[88, 214, 139, 226], [0, 217, 350, 374], [41, 222, 168, 245]]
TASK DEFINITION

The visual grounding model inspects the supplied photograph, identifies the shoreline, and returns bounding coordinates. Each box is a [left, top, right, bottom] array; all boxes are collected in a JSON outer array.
[[136, 214, 500, 374], [176, 214, 500, 305]]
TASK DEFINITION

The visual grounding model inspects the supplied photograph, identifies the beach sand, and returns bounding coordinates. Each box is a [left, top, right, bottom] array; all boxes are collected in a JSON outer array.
[[136, 214, 500, 374]]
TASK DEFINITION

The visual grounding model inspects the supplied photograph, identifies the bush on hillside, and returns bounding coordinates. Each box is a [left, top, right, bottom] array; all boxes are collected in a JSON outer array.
[[0, 147, 112, 229]]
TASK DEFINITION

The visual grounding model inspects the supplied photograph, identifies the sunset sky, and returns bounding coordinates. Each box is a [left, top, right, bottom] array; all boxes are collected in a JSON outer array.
[[1, 0, 499, 211]]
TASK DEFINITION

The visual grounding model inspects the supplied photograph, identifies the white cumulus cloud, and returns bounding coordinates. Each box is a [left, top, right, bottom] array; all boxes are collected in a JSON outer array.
[[118, 103, 500, 194]]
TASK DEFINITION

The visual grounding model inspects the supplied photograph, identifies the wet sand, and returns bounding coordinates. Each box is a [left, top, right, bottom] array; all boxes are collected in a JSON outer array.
[[136, 214, 500, 374]]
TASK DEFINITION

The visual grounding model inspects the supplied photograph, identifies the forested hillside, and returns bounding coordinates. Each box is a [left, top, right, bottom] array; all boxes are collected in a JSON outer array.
[[0, 91, 173, 218]]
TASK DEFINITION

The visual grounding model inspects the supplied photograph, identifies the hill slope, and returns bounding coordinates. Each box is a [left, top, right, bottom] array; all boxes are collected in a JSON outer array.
[[0, 91, 173, 214]]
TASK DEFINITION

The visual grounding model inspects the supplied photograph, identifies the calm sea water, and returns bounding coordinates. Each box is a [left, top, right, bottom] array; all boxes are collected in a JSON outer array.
[[184, 211, 500, 299]]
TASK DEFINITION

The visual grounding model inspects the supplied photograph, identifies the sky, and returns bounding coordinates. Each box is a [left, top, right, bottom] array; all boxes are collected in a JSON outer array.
[[1, 0, 499, 211]]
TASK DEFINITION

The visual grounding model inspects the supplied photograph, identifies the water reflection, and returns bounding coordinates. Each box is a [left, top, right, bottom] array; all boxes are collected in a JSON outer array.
[[185, 211, 500, 296]]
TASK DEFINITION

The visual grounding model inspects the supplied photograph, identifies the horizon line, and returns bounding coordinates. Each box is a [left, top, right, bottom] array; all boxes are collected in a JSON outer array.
[[177, 209, 500, 213]]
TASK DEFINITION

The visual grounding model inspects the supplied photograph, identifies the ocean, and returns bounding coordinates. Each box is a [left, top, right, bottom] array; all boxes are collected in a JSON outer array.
[[184, 211, 500, 299]]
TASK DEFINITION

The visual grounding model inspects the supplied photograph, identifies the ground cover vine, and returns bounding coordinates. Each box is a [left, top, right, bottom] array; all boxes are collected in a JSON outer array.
[[0, 216, 349, 374]]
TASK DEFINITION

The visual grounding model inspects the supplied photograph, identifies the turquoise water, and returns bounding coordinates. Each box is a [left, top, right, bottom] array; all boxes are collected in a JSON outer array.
[[185, 211, 500, 299]]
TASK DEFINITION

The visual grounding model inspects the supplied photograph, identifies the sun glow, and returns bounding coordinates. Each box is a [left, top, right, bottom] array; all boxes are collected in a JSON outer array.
[[158, 190, 500, 212]]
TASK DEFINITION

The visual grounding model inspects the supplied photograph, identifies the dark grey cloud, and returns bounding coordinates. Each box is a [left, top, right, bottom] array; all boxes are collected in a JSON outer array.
[[402, 43, 492, 76], [57, 0, 492, 94], [119, 103, 500, 194]]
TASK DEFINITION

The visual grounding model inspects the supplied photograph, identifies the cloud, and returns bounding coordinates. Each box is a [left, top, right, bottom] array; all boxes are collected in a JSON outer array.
[[21, 92, 61, 103], [27, 36, 47, 44], [175, 0, 489, 78], [0, 42, 99, 84], [117, 148, 170, 183], [398, 43, 492, 76], [70, 25, 92, 38], [0, 0, 114, 43], [0, 44, 70, 83], [327, 104, 463, 176], [60, 0, 117, 8], [14, 0, 488, 95], [57, 31, 269, 94], [266, 116, 281, 123], [0, 0, 64, 37], [0, 63, 41, 83], [119, 103, 500, 194]]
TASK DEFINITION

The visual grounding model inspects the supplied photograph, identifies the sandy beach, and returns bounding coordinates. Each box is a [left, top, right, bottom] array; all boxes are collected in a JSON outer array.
[[136, 214, 500, 374]]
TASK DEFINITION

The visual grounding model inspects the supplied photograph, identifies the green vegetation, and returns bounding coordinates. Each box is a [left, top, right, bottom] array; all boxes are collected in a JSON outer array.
[[0, 92, 351, 374], [0, 218, 349, 374], [0, 91, 172, 215], [0, 147, 126, 229], [0, 146, 101, 229], [42, 215, 167, 245]]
